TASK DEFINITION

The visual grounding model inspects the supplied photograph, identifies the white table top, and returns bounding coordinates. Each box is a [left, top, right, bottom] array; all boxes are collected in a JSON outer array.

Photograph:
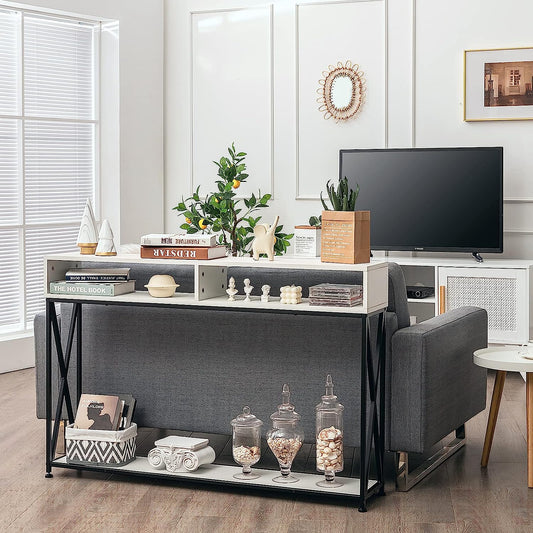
[[473, 346, 533, 372]]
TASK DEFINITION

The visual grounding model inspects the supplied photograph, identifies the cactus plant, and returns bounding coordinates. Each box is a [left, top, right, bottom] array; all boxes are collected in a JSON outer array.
[[320, 177, 359, 211]]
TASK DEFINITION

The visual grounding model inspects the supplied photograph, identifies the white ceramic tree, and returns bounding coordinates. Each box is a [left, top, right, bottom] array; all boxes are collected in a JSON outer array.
[[76, 199, 98, 254], [95, 219, 117, 256]]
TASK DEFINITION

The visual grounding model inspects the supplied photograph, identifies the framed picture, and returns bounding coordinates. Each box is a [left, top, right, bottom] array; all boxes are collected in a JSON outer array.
[[464, 47, 533, 121]]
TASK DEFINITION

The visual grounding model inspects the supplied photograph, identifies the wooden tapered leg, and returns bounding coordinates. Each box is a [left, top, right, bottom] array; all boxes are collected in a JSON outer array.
[[527, 373, 533, 488], [481, 370, 506, 467]]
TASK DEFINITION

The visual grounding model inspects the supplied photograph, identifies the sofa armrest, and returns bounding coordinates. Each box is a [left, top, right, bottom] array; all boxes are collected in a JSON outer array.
[[390, 306, 487, 453]]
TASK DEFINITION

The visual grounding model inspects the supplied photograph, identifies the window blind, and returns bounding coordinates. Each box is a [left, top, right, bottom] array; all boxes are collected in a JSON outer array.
[[0, 9, 98, 335], [24, 16, 94, 120], [0, 229, 21, 332], [0, 10, 20, 116]]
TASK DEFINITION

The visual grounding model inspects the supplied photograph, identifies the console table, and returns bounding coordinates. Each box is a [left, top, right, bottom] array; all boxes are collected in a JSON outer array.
[[43, 254, 388, 512]]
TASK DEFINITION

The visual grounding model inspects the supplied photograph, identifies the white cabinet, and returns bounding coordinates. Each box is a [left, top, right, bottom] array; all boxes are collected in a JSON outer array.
[[439, 267, 529, 344], [385, 257, 533, 345]]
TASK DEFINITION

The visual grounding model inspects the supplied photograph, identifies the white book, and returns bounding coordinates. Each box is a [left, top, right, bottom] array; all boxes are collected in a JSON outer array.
[[141, 233, 217, 247]]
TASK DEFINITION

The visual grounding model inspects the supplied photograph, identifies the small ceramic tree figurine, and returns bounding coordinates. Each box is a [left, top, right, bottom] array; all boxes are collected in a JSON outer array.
[[261, 284, 271, 303], [226, 277, 238, 301], [76, 199, 98, 254], [243, 278, 253, 302], [95, 219, 117, 256]]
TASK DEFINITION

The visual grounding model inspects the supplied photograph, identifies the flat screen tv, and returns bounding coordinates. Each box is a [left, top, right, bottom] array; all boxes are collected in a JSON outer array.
[[339, 147, 503, 258]]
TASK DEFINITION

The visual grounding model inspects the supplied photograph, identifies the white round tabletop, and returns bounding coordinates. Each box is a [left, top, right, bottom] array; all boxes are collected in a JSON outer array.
[[474, 346, 533, 372]]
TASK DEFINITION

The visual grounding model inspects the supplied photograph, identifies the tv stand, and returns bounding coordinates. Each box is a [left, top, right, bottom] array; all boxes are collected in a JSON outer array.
[[382, 256, 533, 344], [472, 252, 483, 263]]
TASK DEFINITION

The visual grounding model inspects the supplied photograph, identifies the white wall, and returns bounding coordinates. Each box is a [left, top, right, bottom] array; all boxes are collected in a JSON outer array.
[[165, 0, 533, 260]]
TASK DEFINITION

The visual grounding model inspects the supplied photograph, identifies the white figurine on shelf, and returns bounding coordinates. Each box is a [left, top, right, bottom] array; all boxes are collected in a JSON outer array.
[[76, 198, 98, 255], [261, 284, 271, 303], [243, 278, 254, 302], [226, 277, 238, 301], [95, 219, 117, 256]]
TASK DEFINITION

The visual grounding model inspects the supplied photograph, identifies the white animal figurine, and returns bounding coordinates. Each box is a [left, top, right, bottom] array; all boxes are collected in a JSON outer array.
[[261, 284, 271, 303], [226, 277, 238, 301], [252, 216, 279, 261], [243, 278, 254, 302]]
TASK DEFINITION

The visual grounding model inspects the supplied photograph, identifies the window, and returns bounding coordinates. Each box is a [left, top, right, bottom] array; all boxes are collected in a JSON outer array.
[[0, 7, 99, 335]]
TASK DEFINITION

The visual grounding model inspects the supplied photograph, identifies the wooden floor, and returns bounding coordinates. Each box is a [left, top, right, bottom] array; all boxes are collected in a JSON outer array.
[[1, 369, 532, 532]]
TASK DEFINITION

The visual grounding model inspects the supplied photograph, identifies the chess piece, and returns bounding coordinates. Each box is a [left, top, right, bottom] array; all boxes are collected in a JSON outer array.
[[261, 284, 271, 303], [226, 277, 238, 301], [243, 278, 254, 302]]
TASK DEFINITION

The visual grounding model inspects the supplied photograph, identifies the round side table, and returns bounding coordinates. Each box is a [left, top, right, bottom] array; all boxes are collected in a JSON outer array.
[[473, 346, 533, 488]]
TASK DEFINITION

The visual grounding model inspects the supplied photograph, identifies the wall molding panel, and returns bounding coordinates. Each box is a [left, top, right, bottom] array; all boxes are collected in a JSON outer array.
[[190, 5, 274, 199], [295, 0, 387, 200]]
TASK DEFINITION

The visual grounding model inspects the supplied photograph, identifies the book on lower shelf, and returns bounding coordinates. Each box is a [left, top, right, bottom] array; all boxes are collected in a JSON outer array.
[[65, 267, 131, 282], [49, 280, 135, 296], [140, 245, 227, 260], [140, 233, 217, 247], [74, 394, 123, 431]]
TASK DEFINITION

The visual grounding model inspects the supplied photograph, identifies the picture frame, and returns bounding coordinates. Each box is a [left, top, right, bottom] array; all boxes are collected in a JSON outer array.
[[464, 46, 533, 121]]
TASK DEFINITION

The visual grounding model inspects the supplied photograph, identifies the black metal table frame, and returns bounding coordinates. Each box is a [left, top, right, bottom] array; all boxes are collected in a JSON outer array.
[[44, 296, 386, 512]]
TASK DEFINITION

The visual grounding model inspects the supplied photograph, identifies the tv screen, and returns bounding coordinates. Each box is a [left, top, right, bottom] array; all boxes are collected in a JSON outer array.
[[339, 147, 503, 254]]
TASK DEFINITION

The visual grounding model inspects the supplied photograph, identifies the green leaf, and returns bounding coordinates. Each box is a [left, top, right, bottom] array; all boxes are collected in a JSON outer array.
[[236, 152, 246, 157], [320, 191, 330, 211], [179, 223, 190, 230]]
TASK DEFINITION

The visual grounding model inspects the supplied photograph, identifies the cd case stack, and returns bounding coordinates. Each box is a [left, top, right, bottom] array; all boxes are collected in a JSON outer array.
[[308, 283, 364, 307]]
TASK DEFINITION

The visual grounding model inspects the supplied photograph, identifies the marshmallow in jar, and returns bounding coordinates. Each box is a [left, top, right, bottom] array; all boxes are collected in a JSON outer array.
[[315, 374, 344, 487]]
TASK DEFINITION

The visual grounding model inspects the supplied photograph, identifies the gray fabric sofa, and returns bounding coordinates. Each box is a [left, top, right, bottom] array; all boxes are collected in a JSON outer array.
[[34, 261, 487, 485]]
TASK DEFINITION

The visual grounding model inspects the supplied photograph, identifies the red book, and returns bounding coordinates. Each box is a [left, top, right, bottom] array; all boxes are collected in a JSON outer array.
[[140, 245, 227, 260]]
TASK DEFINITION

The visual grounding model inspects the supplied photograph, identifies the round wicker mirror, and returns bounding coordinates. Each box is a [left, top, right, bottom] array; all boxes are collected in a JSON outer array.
[[317, 61, 365, 122]]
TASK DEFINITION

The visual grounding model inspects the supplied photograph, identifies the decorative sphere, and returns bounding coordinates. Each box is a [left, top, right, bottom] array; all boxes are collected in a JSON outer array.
[[145, 275, 179, 298]]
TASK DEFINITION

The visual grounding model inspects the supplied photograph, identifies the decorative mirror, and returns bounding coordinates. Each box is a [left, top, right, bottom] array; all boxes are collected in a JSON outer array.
[[317, 61, 365, 122]]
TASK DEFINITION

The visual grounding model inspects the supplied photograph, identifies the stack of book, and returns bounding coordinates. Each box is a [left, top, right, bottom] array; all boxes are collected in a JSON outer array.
[[140, 233, 227, 260], [308, 283, 364, 307], [49, 268, 135, 297], [74, 393, 136, 431]]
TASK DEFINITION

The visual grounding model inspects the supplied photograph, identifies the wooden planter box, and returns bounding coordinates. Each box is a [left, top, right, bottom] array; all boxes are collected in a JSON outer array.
[[320, 210, 370, 264]]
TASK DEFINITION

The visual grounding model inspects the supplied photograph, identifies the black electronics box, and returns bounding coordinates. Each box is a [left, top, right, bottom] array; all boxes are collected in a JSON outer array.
[[406, 286, 435, 299]]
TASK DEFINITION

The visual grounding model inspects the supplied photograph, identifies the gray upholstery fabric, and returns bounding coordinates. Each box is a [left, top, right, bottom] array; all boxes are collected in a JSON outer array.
[[390, 306, 488, 453], [34, 262, 488, 454]]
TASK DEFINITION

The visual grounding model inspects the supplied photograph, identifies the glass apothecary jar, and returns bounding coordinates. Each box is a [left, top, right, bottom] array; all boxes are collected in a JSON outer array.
[[231, 406, 263, 480], [315, 374, 344, 487], [266, 384, 304, 483]]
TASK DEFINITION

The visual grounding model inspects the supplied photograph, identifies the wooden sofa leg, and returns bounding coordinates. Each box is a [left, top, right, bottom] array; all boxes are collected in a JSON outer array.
[[395, 426, 466, 491]]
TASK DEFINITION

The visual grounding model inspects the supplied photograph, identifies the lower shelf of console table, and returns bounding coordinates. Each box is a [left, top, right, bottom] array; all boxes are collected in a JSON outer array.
[[50, 429, 382, 503], [50, 456, 379, 499]]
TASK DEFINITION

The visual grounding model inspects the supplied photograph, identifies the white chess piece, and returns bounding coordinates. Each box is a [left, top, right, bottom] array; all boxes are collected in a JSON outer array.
[[243, 278, 254, 302], [261, 284, 270, 303], [226, 277, 238, 301]]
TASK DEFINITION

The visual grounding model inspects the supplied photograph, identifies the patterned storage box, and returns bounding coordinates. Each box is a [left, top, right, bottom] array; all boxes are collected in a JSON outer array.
[[65, 423, 137, 467]]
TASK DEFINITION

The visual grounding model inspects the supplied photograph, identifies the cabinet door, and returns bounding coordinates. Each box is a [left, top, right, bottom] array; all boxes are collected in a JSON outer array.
[[438, 267, 529, 344]]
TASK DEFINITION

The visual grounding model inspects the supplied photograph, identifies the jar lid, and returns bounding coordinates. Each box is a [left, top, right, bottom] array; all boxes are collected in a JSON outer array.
[[270, 384, 301, 422], [316, 374, 344, 411], [231, 406, 263, 428]]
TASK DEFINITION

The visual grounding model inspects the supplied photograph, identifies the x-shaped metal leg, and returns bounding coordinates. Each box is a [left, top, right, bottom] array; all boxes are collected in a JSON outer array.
[[45, 301, 82, 477]]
